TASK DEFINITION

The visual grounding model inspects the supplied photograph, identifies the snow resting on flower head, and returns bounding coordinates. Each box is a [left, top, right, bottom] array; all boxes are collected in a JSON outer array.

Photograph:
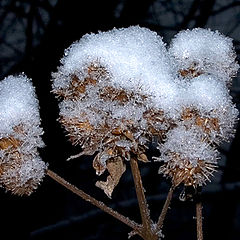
[[178, 74, 238, 143], [157, 125, 219, 187], [0, 75, 47, 196], [52, 25, 178, 114], [52, 26, 179, 198], [169, 28, 239, 83]]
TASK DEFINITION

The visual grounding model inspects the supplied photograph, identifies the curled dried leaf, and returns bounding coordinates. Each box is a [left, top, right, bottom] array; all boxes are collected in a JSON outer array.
[[95, 157, 126, 198]]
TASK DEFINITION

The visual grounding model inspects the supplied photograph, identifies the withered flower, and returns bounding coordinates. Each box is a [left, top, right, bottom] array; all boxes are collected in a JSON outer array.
[[52, 26, 177, 197], [0, 75, 47, 195]]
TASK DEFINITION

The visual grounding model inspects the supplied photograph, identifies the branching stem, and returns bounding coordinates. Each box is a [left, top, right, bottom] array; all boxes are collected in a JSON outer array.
[[46, 169, 143, 237], [130, 158, 157, 240], [155, 186, 175, 233]]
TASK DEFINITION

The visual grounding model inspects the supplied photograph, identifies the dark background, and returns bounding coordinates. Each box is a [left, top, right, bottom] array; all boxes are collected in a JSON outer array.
[[0, 0, 240, 239]]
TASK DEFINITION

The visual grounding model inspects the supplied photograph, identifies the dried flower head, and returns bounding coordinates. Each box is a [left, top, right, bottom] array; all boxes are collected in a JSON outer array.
[[157, 126, 218, 187], [52, 26, 177, 197], [0, 75, 47, 195]]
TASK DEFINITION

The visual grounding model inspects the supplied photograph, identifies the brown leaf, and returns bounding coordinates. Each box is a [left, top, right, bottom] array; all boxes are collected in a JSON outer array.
[[95, 157, 126, 198]]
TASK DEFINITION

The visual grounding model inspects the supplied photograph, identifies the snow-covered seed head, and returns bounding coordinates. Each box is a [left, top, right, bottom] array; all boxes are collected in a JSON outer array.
[[179, 75, 239, 144], [0, 75, 47, 196], [157, 126, 218, 187], [169, 28, 239, 83], [52, 26, 176, 197]]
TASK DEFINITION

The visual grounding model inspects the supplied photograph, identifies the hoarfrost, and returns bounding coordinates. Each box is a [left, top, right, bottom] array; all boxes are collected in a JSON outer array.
[[169, 28, 239, 82], [158, 126, 219, 167]]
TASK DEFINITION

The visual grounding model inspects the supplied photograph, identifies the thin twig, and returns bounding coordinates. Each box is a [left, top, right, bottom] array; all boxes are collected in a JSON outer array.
[[155, 186, 175, 233], [130, 158, 154, 239], [46, 169, 143, 237], [196, 201, 203, 240]]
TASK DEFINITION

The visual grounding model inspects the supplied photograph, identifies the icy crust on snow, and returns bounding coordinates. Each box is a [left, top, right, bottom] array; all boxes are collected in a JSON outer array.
[[159, 126, 219, 167], [169, 28, 239, 81], [52, 26, 178, 115], [0, 75, 43, 137]]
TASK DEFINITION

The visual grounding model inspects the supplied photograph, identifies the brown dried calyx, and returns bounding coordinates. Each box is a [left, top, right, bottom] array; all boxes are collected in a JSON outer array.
[[0, 128, 45, 196], [179, 63, 203, 79], [92, 126, 150, 198], [181, 108, 220, 135], [159, 154, 217, 188], [53, 64, 108, 100]]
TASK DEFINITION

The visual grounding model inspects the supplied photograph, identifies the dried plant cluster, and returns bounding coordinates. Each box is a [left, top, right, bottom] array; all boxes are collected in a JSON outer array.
[[0, 25, 238, 240], [52, 26, 238, 196], [53, 63, 171, 197], [0, 75, 47, 195]]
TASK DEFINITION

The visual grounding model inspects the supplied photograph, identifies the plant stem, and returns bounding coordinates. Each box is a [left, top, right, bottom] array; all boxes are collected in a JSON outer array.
[[129, 158, 155, 239], [155, 186, 174, 233], [46, 169, 143, 237], [196, 201, 203, 240]]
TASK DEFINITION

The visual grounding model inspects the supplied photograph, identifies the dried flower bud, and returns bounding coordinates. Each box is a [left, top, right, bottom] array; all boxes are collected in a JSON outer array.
[[0, 75, 47, 195], [157, 126, 218, 187]]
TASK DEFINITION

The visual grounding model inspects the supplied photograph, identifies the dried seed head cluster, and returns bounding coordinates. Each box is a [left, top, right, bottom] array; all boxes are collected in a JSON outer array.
[[158, 28, 239, 188], [52, 26, 238, 195], [0, 75, 47, 195]]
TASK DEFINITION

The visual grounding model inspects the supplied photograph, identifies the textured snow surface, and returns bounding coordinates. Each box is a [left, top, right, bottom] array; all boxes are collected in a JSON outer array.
[[159, 126, 219, 167], [0, 75, 42, 136], [169, 28, 239, 81], [52, 26, 179, 115]]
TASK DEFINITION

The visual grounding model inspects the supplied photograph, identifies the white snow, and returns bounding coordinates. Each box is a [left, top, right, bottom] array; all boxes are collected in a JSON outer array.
[[158, 126, 219, 167], [0, 74, 42, 137], [52, 26, 178, 115], [169, 28, 239, 82]]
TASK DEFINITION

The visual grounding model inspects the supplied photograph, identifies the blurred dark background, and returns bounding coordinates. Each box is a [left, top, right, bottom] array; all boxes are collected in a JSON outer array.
[[0, 0, 240, 239]]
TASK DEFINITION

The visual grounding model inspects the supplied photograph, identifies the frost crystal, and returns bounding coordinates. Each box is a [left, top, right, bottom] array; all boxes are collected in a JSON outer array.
[[0, 75, 47, 195], [169, 28, 239, 83], [178, 74, 238, 143]]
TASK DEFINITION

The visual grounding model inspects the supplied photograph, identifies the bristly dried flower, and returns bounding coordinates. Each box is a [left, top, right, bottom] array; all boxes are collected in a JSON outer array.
[[0, 75, 47, 195], [52, 26, 238, 196], [52, 26, 177, 197], [157, 126, 218, 187], [158, 28, 239, 188]]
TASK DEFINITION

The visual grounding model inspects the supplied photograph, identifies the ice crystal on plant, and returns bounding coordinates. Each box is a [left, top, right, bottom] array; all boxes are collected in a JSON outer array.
[[178, 74, 238, 143], [169, 28, 239, 83], [0, 75, 47, 195], [157, 126, 218, 187]]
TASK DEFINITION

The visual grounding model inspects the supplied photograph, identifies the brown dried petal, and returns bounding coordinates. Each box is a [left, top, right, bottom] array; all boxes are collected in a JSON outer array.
[[95, 157, 126, 198]]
